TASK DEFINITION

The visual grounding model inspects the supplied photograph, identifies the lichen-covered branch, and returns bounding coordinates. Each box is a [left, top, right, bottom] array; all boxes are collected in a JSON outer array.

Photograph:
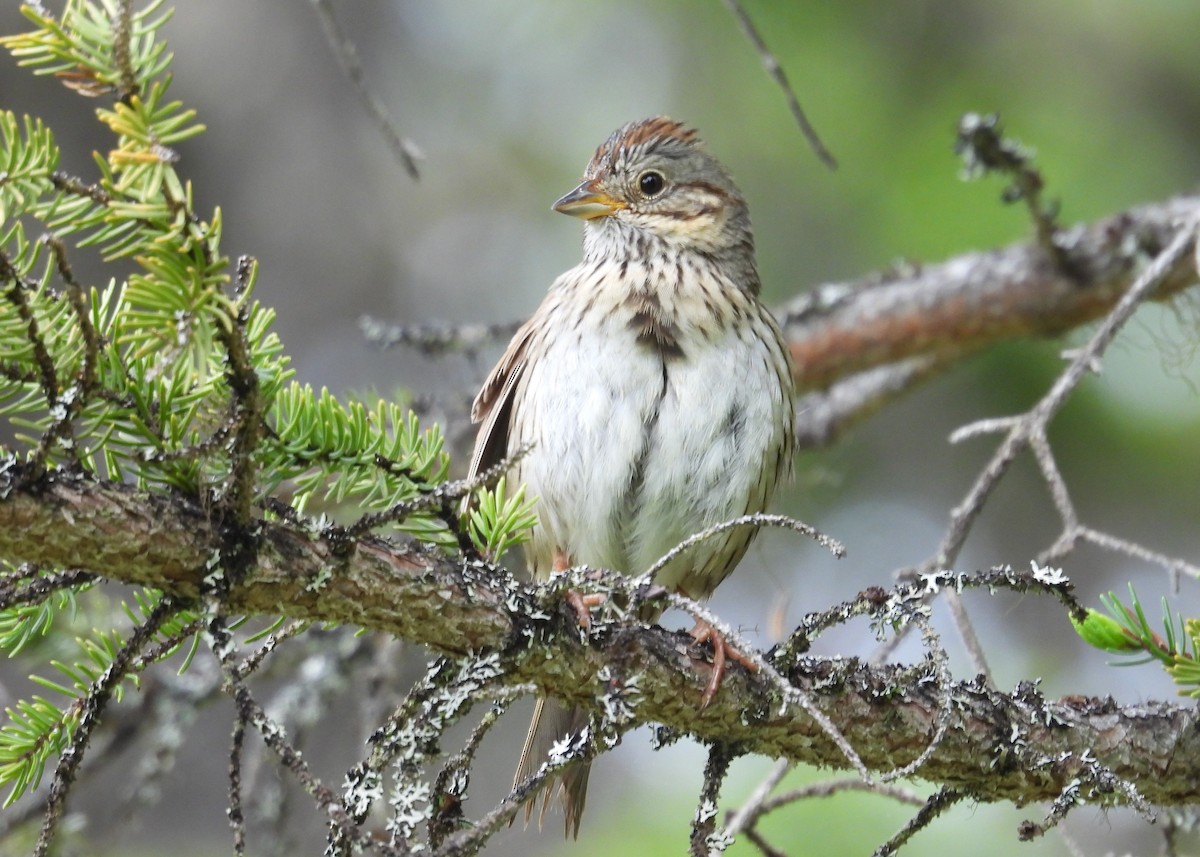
[[1, 464, 1196, 808], [781, 195, 1200, 395]]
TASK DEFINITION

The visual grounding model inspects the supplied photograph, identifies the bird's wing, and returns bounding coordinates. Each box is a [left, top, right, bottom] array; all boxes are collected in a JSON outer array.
[[467, 319, 536, 481]]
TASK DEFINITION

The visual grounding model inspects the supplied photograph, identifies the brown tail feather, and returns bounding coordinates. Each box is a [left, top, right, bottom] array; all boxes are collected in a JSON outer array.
[[513, 696, 592, 838]]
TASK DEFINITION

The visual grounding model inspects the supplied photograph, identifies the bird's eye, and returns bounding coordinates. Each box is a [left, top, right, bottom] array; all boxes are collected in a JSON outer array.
[[637, 170, 666, 198]]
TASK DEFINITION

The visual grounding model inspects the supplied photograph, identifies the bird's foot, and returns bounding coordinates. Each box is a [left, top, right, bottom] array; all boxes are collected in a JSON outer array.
[[552, 547, 606, 631], [688, 618, 759, 708], [564, 590, 607, 631]]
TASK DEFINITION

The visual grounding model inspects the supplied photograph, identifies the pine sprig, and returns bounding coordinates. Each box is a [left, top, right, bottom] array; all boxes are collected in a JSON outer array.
[[467, 476, 537, 561], [262, 388, 452, 541], [0, 695, 71, 807], [0, 589, 81, 657], [0, 586, 188, 807], [1, 0, 173, 98], [0, 4, 472, 844], [1072, 585, 1200, 697], [97, 76, 204, 195], [0, 113, 58, 224]]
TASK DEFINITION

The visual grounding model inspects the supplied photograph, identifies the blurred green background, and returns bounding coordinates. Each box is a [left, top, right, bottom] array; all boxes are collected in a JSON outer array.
[[2, 2, 1198, 855]]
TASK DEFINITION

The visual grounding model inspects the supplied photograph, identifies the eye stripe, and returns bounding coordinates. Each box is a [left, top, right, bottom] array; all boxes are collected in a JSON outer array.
[[678, 180, 734, 201]]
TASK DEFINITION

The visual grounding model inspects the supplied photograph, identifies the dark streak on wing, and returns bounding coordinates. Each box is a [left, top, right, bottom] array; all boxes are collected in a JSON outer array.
[[468, 320, 538, 482], [467, 359, 524, 484]]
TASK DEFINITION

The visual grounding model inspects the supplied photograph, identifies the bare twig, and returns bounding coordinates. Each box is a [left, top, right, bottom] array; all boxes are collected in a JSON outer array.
[[112, 0, 139, 102], [0, 566, 95, 610], [229, 715, 247, 857], [935, 219, 1198, 570], [208, 616, 392, 856], [345, 443, 530, 538], [943, 588, 992, 682], [955, 113, 1063, 263], [723, 759, 792, 840], [641, 512, 844, 583], [310, 0, 422, 179], [741, 827, 787, 857], [878, 609, 953, 783], [720, 0, 837, 170], [778, 564, 1084, 671], [360, 315, 523, 358], [726, 772, 927, 853], [34, 597, 179, 857], [952, 416, 1200, 583], [428, 691, 523, 849], [874, 220, 1199, 669], [1019, 763, 1153, 841], [690, 743, 738, 856], [874, 787, 967, 857]]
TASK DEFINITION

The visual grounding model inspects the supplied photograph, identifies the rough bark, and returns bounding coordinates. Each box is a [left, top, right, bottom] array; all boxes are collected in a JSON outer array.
[[783, 194, 1200, 393], [1, 467, 1196, 808]]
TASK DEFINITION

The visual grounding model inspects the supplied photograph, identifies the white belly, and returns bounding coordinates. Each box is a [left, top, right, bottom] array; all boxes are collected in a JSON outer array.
[[513, 311, 785, 593]]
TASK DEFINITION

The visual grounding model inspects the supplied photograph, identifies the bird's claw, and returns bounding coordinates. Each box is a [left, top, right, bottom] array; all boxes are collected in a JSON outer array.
[[689, 619, 759, 708]]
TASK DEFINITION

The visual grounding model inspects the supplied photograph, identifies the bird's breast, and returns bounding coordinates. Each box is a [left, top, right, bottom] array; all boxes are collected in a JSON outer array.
[[512, 264, 790, 589]]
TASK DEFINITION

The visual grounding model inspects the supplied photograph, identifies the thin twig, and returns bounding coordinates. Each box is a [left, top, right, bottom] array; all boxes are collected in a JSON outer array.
[[209, 615, 393, 856], [436, 702, 594, 857], [0, 567, 95, 610], [690, 743, 738, 856], [428, 691, 523, 849], [232, 619, 312, 681], [741, 827, 787, 857], [34, 597, 179, 857], [310, 0, 422, 179], [780, 564, 1084, 672], [360, 315, 522, 358], [777, 779, 926, 813], [875, 220, 1199, 667], [951, 417, 1200, 583], [721, 0, 837, 170], [955, 113, 1063, 263], [112, 0, 139, 102], [229, 716, 247, 857], [345, 443, 530, 538], [879, 609, 953, 782], [943, 588, 992, 682], [935, 219, 1197, 569], [873, 787, 967, 857], [723, 758, 792, 838], [641, 512, 844, 583]]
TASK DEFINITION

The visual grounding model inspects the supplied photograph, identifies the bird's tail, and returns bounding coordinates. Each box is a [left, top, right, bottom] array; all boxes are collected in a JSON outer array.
[[513, 696, 592, 838]]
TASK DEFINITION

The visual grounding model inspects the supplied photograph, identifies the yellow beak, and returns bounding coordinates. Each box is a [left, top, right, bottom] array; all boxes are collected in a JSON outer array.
[[552, 180, 625, 220]]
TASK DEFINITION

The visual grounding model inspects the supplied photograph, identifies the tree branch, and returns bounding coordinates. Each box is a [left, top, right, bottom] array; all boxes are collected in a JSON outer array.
[[1, 465, 1196, 808], [781, 194, 1199, 384], [781, 193, 1200, 444]]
